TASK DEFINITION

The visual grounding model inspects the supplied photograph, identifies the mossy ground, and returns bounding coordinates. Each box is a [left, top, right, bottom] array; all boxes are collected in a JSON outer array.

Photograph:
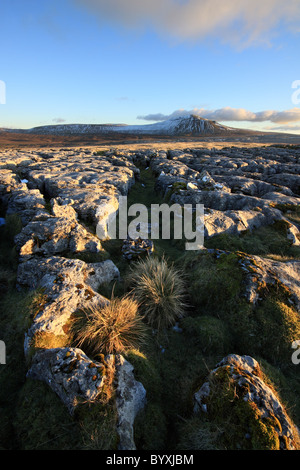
[[123, 250, 300, 450], [113, 169, 300, 450], [176, 365, 283, 450], [101, 166, 186, 273], [205, 223, 300, 259], [273, 203, 300, 225]]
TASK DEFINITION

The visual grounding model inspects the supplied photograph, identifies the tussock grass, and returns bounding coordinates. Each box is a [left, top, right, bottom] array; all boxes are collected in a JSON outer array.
[[72, 295, 147, 357], [126, 256, 188, 332]]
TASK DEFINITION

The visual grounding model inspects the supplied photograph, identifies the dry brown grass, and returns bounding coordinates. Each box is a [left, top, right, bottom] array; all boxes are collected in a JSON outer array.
[[72, 295, 147, 357]]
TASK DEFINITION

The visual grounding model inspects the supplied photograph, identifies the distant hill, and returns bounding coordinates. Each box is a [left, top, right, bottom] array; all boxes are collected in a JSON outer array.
[[0, 114, 263, 136], [1, 114, 300, 147]]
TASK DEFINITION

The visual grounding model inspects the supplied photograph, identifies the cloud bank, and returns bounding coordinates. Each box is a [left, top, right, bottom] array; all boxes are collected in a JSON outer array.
[[73, 0, 300, 45], [137, 107, 300, 124], [266, 124, 300, 132]]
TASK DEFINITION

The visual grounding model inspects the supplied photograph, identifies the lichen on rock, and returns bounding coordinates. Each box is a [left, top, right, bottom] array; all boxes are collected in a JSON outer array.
[[193, 354, 300, 450]]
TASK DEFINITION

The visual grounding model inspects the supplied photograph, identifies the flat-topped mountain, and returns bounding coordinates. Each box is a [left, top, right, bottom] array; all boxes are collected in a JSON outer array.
[[0, 114, 269, 137], [1, 114, 300, 147]]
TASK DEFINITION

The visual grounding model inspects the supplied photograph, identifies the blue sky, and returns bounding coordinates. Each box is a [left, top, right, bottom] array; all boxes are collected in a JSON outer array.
[[1, 0, 300, 133]]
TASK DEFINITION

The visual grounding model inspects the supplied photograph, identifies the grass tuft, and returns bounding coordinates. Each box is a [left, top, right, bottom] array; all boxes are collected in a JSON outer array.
[[71, 295, 147, 357], [126, 256, 188, 332]]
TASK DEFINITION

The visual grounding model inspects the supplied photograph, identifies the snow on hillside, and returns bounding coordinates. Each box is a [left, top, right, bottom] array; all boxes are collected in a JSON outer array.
[[114, 115, 229, 135], [2, 115, 231, 136]]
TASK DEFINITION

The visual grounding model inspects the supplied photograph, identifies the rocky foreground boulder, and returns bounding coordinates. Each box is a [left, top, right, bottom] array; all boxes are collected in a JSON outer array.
[[16, 256, 119, 356], [239, 253, 300, 309], [27, 348, 146, 450], [193, 354, 300, 450], [27, 347, 109, 414], [0, 147, 150, 450]]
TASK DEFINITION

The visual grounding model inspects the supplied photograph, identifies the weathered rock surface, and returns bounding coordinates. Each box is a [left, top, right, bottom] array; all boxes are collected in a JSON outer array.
[[0, 169, 23, 196], [6, 188, 47, 225], [0, 144, 299, 450], [27, 348, 147, 449], [122, 236, 154, 260], [14, 199, 105, 260], [194, 354, 300, 450], [114, 354, 147, 450], [17, 256, 119, 355], [0, 148, 139, 242], [239, 254, 300, 310], [27, 347, 109, 414], [0, 147, 149, 449], [0, 144, 299, 244], [142, 145, 300, 244], [204, 207, 282, 238]]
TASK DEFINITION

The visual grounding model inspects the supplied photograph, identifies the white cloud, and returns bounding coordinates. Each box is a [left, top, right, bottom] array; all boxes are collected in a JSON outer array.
[[138, 107, 300, 124], [73, 0, 300, 45]]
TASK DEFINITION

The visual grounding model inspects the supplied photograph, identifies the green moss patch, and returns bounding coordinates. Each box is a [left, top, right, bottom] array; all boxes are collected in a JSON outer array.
[[181, 365, 281, 450], [205, 223, 300, 259]]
